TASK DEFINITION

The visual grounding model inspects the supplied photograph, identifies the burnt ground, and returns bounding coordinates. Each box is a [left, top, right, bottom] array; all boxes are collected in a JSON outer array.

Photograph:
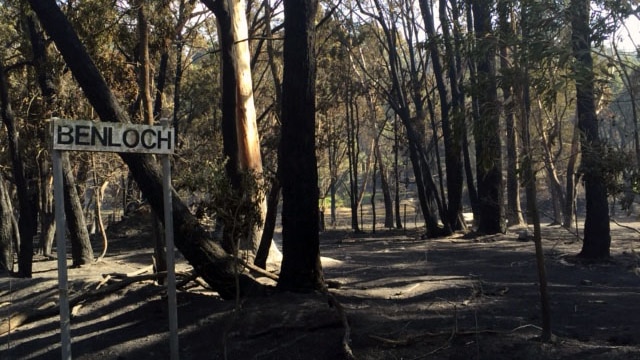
[[1, 210, 640, 360]]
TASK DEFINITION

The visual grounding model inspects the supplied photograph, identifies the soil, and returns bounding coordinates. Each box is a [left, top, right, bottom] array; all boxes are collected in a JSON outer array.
[[2, 209, 640, 360]]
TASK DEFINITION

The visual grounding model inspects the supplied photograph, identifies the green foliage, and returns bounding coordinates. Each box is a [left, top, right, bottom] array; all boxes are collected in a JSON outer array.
[[578, 145, 634, 197], [176, 158, 264, 245]]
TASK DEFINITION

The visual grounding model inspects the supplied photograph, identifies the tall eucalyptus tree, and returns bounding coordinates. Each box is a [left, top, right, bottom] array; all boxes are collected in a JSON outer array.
[[498, 0, 525, 227], [357, 0, 449, 238], [202, 0, 267, 262], [471, 0, 504, 234], [570, 0, 611, 258], [0, 57, 36, 276], [419, 0, 464, 231], [277, 0, 324, 291]]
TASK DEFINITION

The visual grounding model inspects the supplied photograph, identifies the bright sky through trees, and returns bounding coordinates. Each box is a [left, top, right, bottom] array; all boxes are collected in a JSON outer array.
[[616, 15, 640, 51]]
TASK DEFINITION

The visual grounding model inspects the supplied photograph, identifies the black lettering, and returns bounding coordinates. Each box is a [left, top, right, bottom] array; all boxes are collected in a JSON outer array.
[[157, 129, 172, 150], [141, 129, 156, 149], [91, 126, 108, 146], [57, 125, 74, 145], [123, 129, 139, 148], [108, 127, 121, 146], [75, 125, 90, 145]]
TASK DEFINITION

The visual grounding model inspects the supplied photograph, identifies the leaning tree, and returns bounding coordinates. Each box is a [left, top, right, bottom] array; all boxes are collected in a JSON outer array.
[[28, 0, 263, 299]]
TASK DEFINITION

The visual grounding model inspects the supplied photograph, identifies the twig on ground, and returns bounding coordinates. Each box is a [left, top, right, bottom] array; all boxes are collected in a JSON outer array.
[[126, 265, 155, 277], [96, 274, 111, 289], [369, 323, 543, 347], [238, 259, 279, 281], [408, 328, 455, 360], [103, 264, 154, 279], [176, 272, 199, 289]]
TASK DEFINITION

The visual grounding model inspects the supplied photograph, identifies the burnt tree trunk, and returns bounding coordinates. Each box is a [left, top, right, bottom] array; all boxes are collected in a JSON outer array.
[[0, 176, 14, 273], [570, 0, 611, 258], [277, 0, 324, 291], [364, 0, 448, 237], [27, 14, 94, 265], [61, 153, 94, 266], [38, 168, 56, 256], [393, 117, 403, 229], [377, 144, 394, 228], [27, 15, 57, 256], [498, 0, 525, 227], [0, 60, 37, 277], [28, 0, 262, 299], [472, 0, 504, 235], [136, 0, 167, 280], [419, 0, 464, 231], [563, 123, 580, 228], [254, 180, 280, 269], [345, 94, 361, 233]]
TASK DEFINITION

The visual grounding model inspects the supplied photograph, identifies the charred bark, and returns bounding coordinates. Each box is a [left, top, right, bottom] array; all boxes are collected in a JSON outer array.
[[472, 0, 504, 235], [498, 0, 525, 227], [28, 14, 94, 263], [27, 16, 54, 257], [61, 153, 94, 266], [377, 144, 394, 228], [0, 60, 37, 277], [570, 0, 611, 258], [419, 0, 464, 231], [277, 0, 324, 291], [0, 177, 14, 273], [254, 180, 280, 269]]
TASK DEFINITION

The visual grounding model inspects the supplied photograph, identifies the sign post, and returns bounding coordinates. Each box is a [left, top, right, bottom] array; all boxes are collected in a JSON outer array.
[[160, 119, 179, 360], [52, 149, 71, 360], [51, 118, 178, 359]]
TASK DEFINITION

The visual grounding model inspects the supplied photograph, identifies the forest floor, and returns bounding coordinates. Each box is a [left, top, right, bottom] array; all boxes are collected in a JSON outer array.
[[2, 207, 640, 360]]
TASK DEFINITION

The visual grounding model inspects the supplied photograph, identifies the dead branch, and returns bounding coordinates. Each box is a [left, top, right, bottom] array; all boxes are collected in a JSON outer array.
[[611, 218, 640, 235], [240, 259, 279, 281], [96, 274, 111, 289], [176, 271, 199, 289]]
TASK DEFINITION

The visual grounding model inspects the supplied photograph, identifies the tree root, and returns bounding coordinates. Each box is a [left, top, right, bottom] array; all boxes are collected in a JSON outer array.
[[369, 323, 544, 347], [326, 291, 356, 360], [233, 258, 356, 360]]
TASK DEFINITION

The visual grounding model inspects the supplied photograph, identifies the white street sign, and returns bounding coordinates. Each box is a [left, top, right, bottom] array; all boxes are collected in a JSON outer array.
[[51, 118, 178, 359], [52, 118, 174, 154]]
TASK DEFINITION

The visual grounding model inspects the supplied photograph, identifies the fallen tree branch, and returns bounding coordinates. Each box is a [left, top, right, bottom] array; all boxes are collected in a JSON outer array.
[[237, 258, 279, 281], [0, 272, 169, 335], [176, 271, 200, 289], [126, 265, 155, 277]]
